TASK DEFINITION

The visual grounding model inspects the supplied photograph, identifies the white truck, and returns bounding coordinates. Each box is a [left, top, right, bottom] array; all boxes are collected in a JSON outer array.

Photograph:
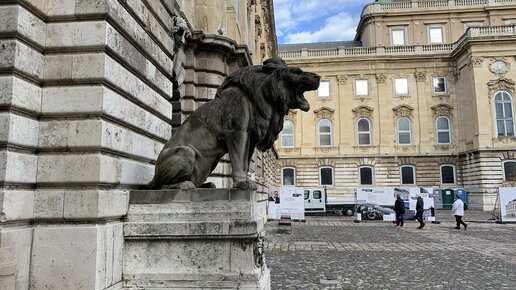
[[303, 187, 357, 216]]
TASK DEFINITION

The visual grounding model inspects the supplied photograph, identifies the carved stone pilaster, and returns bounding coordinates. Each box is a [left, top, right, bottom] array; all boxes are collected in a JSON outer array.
[[414, 72, 426, 82], [376, 74, 387, 83], [284, 110, 297, 123], [392, 104, 414, 118], [470, 56, 484, 67], [337, 75, 348, 84], [431, 103, 454, 117], [314, 106, 335, 120], [352, 105, 374, 119]]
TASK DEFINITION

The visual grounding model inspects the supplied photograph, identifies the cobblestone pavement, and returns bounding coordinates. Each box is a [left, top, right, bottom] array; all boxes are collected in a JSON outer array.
[[264, 213, 516, 290]]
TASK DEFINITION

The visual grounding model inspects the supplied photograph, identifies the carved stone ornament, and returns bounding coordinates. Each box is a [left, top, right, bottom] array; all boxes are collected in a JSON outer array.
[[337, 74, 348, 84], [171, 15, 190, 51], [284, 109, 297, 123], [470, 56, 484, 67], [352, 105, 374, 118], [414, 72, 426, 82], [453, 68, 461, 80], [253, 233, 265, 268], [493, 137, 516, 145], [434, 144, 455, 151], [255, 15, 262, 37], [392, 104, 414, 117], [487, 77, 516, 101], [431, 103, 454, 117], [489, 58, 510, 77], [314, 106, 335, 120], [376, 74, 387, 83]]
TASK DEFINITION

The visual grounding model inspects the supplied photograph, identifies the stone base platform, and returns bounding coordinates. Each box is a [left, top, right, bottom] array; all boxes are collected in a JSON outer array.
[[123, 189, 270, 289]]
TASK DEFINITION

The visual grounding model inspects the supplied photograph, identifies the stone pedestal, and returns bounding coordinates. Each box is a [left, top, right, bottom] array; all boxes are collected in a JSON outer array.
[[123, 189, 270, 289]]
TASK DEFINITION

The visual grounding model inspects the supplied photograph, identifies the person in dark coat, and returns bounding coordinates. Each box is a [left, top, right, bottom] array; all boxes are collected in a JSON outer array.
[[416, 194, 426, 229], [394, 194, 405, 227]]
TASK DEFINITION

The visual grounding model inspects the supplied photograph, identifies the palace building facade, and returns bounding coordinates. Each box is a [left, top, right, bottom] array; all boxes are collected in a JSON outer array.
[[276, 0, 516, 210]]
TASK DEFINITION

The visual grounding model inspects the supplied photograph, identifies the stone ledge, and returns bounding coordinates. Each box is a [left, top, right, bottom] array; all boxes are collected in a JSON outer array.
[[129, 188, 254, 204], [124, 219, 262, 238]]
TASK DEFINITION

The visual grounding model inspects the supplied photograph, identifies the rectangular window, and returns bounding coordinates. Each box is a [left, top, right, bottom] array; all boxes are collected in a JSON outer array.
[[320, 167, 333, 186], [429, 27, 444, 44], [401, 166, 415, 185], [432, 76, 447, 94], [391, 28, 406, 45], [313, 190, 322, 199], [282, 168, 295, 186], [355, 79, 368, 97], [394, 78, 409, 95], [504, 161, 516, 182], [359, 167, 373, 185], [441, 165, 456, 184], [318, 80, 330, 98]]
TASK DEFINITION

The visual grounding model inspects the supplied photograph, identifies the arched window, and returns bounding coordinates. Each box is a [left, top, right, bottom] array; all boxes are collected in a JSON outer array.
[[359, 166, 374, 185], [281, 121, 294, 148], [503, 160, 516, 182], [397, 117, 412, 145], [320, 167, 334, 186], [440, 164, 456, 184], [494, 91, 515, 137], [357, 118, 371, 146], [436, 116, 451, 144], [400, 165, 415, 185], [318, 119, 332, 147], [282, 167, 295, 186]]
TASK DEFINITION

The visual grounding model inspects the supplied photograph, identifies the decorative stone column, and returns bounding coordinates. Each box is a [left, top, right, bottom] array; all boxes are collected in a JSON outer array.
[[123, 189, 270, 289]]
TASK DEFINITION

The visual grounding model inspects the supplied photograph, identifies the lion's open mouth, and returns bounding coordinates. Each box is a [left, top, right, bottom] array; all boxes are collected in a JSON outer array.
[[296, 78, 320, 112]]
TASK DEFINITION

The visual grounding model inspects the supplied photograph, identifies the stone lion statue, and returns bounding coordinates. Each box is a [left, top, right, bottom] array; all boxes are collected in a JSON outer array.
[[146, 57, 320, 190]]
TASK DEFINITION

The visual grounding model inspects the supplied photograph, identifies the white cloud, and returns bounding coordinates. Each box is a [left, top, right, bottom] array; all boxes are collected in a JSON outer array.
[[274, 0, 371, 44], [284, 12, 358, 44]]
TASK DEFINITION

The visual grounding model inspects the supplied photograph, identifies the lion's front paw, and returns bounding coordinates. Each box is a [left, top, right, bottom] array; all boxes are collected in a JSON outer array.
[[234, 179, 258, 191]]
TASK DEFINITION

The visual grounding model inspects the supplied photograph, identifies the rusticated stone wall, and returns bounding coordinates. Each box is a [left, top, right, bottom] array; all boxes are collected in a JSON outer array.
[[0, 0, 277, 289]]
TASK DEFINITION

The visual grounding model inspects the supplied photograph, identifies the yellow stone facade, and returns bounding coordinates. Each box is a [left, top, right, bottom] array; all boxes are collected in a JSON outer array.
[[277, 0, 516, 210]]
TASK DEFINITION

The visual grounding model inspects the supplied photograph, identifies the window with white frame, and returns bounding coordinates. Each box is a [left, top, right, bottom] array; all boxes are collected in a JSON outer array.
[[318, 80, 330, 98], [400, 165, 415, 185], [440, 165, 456, 184], [394, 77, 409, 96], [282, 167, 295, 186], [355, 79, 369, 97], [357, 118, 371, 146], [503, 160, 516, 182], [428, 26, 444, 44], [432, 76, 447, 94], [397, 117, 412, 145], [318, 119, 332, 147], [436, 116, 451, 144], [320, 167, 334, 186], [359, 166, 373, 185], [281, 121, 294, 148], [391, 27, 406, 45], [494, 91, 515, 137]]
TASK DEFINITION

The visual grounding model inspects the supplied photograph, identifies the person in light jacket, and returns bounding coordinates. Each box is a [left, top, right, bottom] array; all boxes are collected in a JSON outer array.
[[416, 194, 425, 229], [452, 194, 467, 230], [394, 194, 405, 227]]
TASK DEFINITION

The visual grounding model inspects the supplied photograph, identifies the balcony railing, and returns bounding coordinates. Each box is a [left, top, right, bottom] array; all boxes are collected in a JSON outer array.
[[278, 26, 516, 60], [363, 0, 515, 14]]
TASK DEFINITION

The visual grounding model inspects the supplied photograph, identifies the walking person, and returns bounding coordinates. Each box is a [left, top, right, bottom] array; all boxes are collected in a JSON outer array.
[[452, 194, 467, 230], [394, 193, 405, 227], [416, 194, 426, 229]]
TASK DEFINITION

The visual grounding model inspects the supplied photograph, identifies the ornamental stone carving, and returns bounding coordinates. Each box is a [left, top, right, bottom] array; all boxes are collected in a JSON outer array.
[[493, 137, 516, 145], [470, 56, 484, 67], [337, 74, 348, 84], [171, 15, 190, 51], [431, 103, 454, 117], [284, 110, 297, 123], [392, 104, 414, 118], [255, 15, 262, 37], [489, 58, 510, 78], [414, 72, 426, 82], [487, 78, 516, 101], [453, 68, 461, 80], [376, 74, 387, 83], [352, 105, 374, 118], [314, 106, 335, 120]]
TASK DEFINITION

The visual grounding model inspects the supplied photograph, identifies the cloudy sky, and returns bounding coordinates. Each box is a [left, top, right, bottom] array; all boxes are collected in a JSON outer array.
[[273, 0, 372, 44]]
